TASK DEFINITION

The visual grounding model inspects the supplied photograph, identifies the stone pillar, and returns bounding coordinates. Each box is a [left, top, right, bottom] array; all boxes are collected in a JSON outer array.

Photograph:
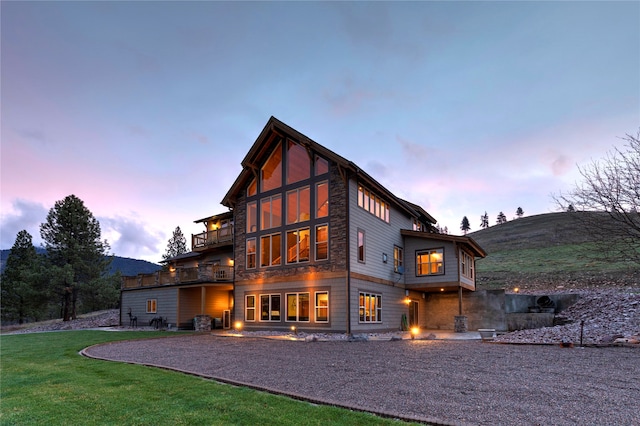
[[193, 315, 212, 332], [454, 315, 468, 333]]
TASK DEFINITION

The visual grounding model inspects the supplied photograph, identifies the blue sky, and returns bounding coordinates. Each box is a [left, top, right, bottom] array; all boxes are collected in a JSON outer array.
[[2, 1, 638, 262]]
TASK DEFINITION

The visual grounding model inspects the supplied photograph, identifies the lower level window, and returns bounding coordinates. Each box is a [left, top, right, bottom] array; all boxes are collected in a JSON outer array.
[[260, 294, 281, 321], [245, 295, 256, 321], [359, 292, 381, 323], [146, 299, 157, 314], [315, 291, 329, 322], [286, 292, 310, 322]]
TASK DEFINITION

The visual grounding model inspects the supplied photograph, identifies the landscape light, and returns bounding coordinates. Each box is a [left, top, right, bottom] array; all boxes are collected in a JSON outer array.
[[291, 325, 297, 334], [410, 327, 420, 340], [234, 321, 243, 331]]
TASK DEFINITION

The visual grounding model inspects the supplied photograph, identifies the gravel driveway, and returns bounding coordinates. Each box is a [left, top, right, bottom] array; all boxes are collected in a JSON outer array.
[[83, 334, 639, 425]]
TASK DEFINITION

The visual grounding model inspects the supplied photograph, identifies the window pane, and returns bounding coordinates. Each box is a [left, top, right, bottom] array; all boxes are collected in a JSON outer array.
[[287, 294, 297, 321], [261, 295, 270, 320], [316, 225, 328, 261], [272, 195, 282, 227], [299, 293, 310, 321], [286, 230, 298, 263], [247, 238, 256, 269], [287, 190, 298, 224], [357, 230, 365, 262], [247, 201, 257, 233], [260, 236, 270, 267], [261, 142, 282, 192], [315, 156, 328, 175], [316, 181, 328, 218], [247, 178, 257, 197], [299, 186, 310, 222], [271, 233, 281, 266], [315, 292, 328, 322], [261, 198, 271, 230], [287, 140, 310, 184], [271, 295, 280, 321]]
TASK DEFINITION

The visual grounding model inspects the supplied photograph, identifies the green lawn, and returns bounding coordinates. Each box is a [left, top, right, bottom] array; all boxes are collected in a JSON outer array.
[[1, 331, 416, 425]]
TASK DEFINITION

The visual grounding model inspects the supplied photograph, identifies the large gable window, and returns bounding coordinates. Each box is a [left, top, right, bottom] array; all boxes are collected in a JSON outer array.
[[417, 248, 444, 276], [286, 140, 310, 184], [261, 142, 282, 192]]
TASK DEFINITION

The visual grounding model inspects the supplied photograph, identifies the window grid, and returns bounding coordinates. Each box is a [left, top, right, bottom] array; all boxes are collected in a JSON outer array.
[[315, 291, 329, 322], [286, 292, 310, 322], [416, 248, 444, 276], [359, 292, 382, 323], [357, 184, 390, 223], [245, 295, 256, 321], [393, 245, 403, 273]]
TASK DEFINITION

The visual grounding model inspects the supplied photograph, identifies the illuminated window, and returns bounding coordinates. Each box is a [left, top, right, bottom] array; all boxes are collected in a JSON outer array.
[[260, 294, 281, 321], [246, 238, 256, 269], [393, 245, 403, 273], [286, 186, 310, 224], [357, 184, 389, 223], [286, 228, 310, 264], [247, 178, 257, 197], [260, 233, 281, 267], [260, 195, 282, 230], [315, 224, 328, 261], [286, 140, 310, 184], [316, 181, 328, 218], [315, 291, 329, 322], [286, 292, 310, 322], [247, 201, 257, 233], [146, 299, 157, 314], [417, 248, 444, 276], [245, 295, 256, 321], [261, 142, 282, 192], [359, 292, 382, 323], [357, 229, 365, 263], [315, 156, 329, 175]]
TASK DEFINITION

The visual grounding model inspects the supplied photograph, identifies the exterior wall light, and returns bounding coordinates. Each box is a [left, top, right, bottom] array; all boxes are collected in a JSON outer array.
[[234, 321, 243, 331]]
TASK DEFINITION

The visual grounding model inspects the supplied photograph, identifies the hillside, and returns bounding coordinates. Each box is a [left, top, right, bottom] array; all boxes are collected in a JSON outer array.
[[0, 249, 161, 277], [468, 212, 638, 291]]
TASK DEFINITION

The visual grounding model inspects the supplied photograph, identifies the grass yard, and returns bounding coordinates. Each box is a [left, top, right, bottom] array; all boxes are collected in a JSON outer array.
[[1, 331, 416, 426]]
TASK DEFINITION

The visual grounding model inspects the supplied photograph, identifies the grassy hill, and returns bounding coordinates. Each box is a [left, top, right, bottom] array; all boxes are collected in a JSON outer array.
[[468, 212, 638, 291]]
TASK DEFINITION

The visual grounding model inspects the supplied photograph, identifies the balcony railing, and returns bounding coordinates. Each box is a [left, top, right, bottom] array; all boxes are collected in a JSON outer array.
[[122, 265, 234, 289], [192, 228, 233, 250]]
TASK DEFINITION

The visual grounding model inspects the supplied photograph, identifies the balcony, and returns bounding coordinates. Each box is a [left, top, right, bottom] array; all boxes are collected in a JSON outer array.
[[122, 265, 234, 289], [192, 228, 233, 251]]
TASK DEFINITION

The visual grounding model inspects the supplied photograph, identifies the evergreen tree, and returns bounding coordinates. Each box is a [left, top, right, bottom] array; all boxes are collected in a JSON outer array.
[[516, 207, 524, 218], [460, 216, 470, 235], [0, 231, 49, 323], [496, 212, 507, 224], [480, 212, 489, 229], [40, 195, 111, 321], [163, 226, 188, 260]]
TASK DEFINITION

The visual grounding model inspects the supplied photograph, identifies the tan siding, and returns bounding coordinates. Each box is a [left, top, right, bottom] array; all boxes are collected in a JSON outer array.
[[349, 277, 407, 333]]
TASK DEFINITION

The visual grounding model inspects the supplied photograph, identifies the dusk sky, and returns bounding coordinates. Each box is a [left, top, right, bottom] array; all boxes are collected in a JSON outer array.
[[2, 1, 638, 263]]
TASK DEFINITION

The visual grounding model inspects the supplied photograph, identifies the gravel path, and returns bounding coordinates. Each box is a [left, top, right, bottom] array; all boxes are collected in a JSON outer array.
[[83, 334, 640, 425]]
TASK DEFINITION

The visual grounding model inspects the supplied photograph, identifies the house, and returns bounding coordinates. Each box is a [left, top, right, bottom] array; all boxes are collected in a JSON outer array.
[[121, 117, 486, 333]]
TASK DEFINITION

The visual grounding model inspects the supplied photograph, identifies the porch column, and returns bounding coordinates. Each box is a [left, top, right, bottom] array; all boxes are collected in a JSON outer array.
[[201, 286, 206, 315]]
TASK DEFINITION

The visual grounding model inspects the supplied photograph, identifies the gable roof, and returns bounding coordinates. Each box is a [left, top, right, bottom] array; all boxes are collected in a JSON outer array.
[[221, 117, 437, 225], [400, 229, 487, 258]]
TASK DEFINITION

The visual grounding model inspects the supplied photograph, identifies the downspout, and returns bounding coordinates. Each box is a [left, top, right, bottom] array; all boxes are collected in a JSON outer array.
[[455, 242, 462, 315], [340, 164, 352, 335]]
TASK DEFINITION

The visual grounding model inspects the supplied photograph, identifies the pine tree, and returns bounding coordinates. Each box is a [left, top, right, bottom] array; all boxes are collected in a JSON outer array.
[[516, 207, 524, 218], [0, 231, 48, 323], [460, 216, 470, 235], [480, 212, 489, 229], [40, 195, 111, 321], [496, 212, 507, 224], [163, 226, 188, 260]]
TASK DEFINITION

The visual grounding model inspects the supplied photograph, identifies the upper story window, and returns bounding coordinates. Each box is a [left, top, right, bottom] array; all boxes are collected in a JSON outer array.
[[416, 248, 444, 276], [287, 140, 310, 184], [247, 178, 257, 197], [461, 250, 474, 279], [316, 181, 328, 218], [315, 156, 329, 175], [393, 245, 403, 273], [260, 195, 282, 230], [413, 219, 424, 232], [286, 186, 310, 224], [247, 201, 257, 233], [357, 184, 390, 223], [261, 142, 282, 192], [357, 229, 365, 263]]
